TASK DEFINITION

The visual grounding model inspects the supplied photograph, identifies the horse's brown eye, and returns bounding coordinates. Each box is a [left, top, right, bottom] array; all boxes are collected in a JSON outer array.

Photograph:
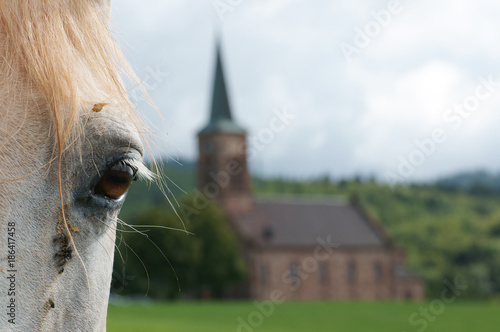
[[93, 162, 136, 199]]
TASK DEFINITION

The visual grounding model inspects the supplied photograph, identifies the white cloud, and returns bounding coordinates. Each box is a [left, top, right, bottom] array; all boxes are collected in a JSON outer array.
[[111, 0, 500, 180], [247, 0, 298, 18]]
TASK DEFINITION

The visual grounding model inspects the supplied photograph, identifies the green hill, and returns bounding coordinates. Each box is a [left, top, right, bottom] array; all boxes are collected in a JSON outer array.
[[119, 163, 500, 300]]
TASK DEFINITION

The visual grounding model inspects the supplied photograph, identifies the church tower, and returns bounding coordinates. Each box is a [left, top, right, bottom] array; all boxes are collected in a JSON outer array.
[[197, 44, 253, 216]]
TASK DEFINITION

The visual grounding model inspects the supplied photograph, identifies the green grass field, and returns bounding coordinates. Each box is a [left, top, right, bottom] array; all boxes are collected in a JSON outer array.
[[107, 301, 499, 332]]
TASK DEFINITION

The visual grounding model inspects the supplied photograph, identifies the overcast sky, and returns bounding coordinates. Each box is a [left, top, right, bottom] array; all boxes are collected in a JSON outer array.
[[111, 0, 500, 183]]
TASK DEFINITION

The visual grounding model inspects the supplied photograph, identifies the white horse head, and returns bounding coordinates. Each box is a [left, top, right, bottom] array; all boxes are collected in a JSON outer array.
[[0, 1, 153, 330]]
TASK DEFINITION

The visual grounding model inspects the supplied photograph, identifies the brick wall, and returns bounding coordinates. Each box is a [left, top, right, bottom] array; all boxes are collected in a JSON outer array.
[[249, 248, 424, 301]]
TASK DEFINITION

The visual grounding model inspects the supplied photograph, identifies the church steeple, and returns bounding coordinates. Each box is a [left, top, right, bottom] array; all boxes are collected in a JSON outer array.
[[197, 42, 253, 216], [199, 44, 245, 135]]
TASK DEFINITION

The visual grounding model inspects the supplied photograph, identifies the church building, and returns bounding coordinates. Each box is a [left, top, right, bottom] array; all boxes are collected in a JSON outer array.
[[197, 45, 425, 301]]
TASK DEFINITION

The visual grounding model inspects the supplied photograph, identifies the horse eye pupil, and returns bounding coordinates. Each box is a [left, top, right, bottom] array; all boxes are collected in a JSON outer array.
[[108, 171, 130, 184], [93, 163, 135, 199]]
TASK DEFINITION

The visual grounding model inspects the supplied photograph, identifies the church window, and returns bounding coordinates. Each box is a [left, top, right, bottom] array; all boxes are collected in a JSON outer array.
[[346, 261, 356, 283], [203, 142, 213, 153], [260, 264, 270, 286], [289, 262, 300, 288], [228, 157, 245, 191], [318, 262, 329, 284], [373, 262, 383, 282]]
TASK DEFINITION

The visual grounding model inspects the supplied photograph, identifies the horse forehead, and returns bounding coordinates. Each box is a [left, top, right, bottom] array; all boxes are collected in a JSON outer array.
[[83, 108, 144, 154]]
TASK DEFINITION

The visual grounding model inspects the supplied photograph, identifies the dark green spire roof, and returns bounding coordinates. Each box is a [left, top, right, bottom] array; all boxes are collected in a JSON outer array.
[[198, 44, 245, 136]]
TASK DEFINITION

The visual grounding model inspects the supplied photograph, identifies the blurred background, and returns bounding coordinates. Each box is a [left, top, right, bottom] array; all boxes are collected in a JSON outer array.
[[107, 1, 500, 331]]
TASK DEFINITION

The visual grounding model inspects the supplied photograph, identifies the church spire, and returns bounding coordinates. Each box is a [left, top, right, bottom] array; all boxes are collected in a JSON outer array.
[[197, 41, 253, 215], [199, 43, 245, 135]]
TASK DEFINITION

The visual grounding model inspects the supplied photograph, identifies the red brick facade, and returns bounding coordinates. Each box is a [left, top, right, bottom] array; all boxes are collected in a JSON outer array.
[[248, 248, 424, 301]]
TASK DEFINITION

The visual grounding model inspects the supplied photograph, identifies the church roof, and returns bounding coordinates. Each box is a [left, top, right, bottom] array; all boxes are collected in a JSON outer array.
[[198, 44, 245, 136], [235, 199, 391, 249]]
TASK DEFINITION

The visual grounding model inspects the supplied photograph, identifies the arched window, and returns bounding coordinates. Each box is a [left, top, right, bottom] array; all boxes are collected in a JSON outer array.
[[202, 142, 213, 153], [228, 157, 245, 191], [373, 262, 383, 282], [346, 261, 356, 283], [318, 262, 329, 284], [289, 262, 300, 288], [203, 155, 215, 186], [259, 264, 270, 286]]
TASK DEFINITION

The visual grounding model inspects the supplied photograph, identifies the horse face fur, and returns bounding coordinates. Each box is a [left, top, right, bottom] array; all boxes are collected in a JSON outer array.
[[0, 100, 145, 330], [0, 1, 149, 329]]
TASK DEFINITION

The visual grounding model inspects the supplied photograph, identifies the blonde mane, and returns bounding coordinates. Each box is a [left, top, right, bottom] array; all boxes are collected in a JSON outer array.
[[0, 0, 143, 147]]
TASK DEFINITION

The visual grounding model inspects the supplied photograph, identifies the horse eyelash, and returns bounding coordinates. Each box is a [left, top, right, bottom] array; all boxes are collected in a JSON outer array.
[[120, 158, 155, 182]]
